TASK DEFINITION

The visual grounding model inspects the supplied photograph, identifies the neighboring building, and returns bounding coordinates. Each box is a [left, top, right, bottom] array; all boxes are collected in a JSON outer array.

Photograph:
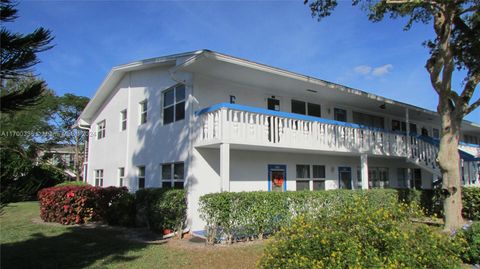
[[37, 144, 78, 179], [77, 50, 480, 231]]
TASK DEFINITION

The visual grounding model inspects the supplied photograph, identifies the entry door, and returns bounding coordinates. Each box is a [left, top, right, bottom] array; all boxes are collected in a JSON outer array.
[[268, 164, 286, 192], [338, 167, 352, 189]]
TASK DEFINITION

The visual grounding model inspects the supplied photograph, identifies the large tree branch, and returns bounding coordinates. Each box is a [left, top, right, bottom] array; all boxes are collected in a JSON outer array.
[[426, 53, 444, 95], [459, 4, 479, 15], [465, 98, 480, 116]]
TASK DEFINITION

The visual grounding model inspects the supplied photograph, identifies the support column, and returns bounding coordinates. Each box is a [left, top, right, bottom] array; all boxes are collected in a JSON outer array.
[[360, 154, 369, 190], [405, 108, 410, 155], [220, 143, 230, 192]]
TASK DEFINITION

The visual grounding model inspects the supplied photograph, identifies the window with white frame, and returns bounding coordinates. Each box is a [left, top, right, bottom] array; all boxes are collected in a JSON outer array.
[[118, 167, 125, 187], [94, 169, 104, 187], [397, 168, 408, 189], [163, 85, 185, 125], [296, 164, 310, 191], [138, 166, 145, 189], [97, 120, 106, 139], [291, 100, 321, 117], [139, 100, 147, 124], [161, 162, 184, 189], [312, 165, 326, 190], [368, 167, 389, 188], [295, 164, 326, 191], [120, 110, 127, 131]]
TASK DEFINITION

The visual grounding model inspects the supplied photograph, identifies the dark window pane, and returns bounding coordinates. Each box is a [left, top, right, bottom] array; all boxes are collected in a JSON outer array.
[[312, 180, 325, 190], [119, 178, 123, 187], [163, 106, 174, 124], [267, 98, 280, 111], [174, 163, 184, 179], [312, 165, 325, 178], [410, 123, 417, 134], [175, 101, 185, 121], [119, 168, 125, 177], [296, 165, 310, 178], [162, 164, 172, 180], [138, 178, 145, 189], [291, 100, 306, 115], [173, 182, 184, 189], [296, 180, 310, 191], [164, 89, 174, 107], [433, 128, 439, 139], [138, 166, 145, 177], [307, 103, 321, 117], [392, 120, 401, 131], [176, 85, 185, 101], [334, 108, 347, 122], [162, 182, 172, 189]]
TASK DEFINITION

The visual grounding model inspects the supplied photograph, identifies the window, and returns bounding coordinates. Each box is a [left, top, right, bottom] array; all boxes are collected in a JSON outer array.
[[138, 166, 145, 189], [97, 120, 106, 139], [307, 103, 321, 117], [295, 164, 325, 191], [291, 100, 306, 115], [410, 123, 417, 134], [368, 167, 389, 188], [118, 167, 125, 187], [120, 110, 127, 131], [464, 134, 479, 145], [334, 108, 347, 122], [296, 164, 310, 178], [139, 100, 147, 124], [229, 95, 236, 104], [312, 165, 326, 178], [353, 111, 384, 129], [397, 168, 408, 189], [162, 162, 184, 189], [163, 85, 185, 124], [291, 100, 321, 118], [433, 128, 440, 139], [94, 169, 104, 187]]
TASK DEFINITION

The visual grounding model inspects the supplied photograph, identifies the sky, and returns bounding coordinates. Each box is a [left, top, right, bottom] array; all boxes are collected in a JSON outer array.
[[8, 0, 479, 122]]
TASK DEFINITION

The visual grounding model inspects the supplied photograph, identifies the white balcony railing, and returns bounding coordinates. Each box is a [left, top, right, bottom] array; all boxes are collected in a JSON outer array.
[[195, 103, 479, 182]]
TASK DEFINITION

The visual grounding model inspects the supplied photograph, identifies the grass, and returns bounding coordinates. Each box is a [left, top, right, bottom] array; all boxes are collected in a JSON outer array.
[[0, 202, 265, 269]]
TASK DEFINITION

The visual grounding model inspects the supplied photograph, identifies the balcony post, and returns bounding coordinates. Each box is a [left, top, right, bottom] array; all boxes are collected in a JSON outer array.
[[405, 108, 410, 156], [360, 153, 369, 189], [220, 143, 230, 192]]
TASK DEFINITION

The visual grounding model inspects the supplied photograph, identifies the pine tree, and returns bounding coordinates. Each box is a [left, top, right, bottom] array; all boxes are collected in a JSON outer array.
[[0, 0, 54, 112]]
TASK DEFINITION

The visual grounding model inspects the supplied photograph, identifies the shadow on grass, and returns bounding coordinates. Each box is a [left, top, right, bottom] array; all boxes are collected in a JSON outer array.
[[1, 226, 153, 269]]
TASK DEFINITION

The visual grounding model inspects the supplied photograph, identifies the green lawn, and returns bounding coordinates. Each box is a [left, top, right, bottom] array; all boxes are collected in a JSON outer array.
[[0, 202, 265, 269]]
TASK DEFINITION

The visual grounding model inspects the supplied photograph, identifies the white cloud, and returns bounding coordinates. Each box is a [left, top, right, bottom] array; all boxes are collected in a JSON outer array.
[[353, 65, 372, 75], [372, 64, 393, 77], [353, 64, 393, 78]]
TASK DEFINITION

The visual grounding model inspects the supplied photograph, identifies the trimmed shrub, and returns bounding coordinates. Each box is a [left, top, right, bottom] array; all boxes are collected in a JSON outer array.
[[458, 222, 480, 265], [38, 186, 134, 225], [199, 189, 413, 244], [462, 187, 480, 221], [259, 198, 462, 269], [398, 187, 480, 220], [55, 181, 89, 187], [135, 188, 187, 234]]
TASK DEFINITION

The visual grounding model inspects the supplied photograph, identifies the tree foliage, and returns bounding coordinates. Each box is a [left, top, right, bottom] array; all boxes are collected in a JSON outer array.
[[0, 0, 54, 112], [304, 0, 479, 230]]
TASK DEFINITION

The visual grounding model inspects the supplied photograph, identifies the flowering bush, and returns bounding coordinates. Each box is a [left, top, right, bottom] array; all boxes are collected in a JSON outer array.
[[38, 186, 133, 225], [259, 196, 462, 269], [458, 222, 480, 265]]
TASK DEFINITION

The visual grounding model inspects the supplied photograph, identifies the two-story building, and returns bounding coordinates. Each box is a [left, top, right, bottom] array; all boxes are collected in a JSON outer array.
[[77, 50, 480, 231]]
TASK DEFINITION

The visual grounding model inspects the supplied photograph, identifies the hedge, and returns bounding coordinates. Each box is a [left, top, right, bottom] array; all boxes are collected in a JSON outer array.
[[398, 187, 480, 220], [38, 186, 135, 225], [135, 188, 187, 235], [199, 189, 416, 244]]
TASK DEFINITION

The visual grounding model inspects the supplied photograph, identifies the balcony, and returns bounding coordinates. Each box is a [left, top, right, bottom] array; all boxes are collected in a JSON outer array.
[[197, 103, 433, 156]]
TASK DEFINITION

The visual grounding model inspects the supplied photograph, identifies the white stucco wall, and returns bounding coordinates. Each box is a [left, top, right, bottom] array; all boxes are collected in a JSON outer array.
[[86, 65, 192, 191]]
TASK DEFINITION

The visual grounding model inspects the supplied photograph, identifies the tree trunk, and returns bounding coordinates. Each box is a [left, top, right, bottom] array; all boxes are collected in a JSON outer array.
[[437, 111, 464, 230]]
